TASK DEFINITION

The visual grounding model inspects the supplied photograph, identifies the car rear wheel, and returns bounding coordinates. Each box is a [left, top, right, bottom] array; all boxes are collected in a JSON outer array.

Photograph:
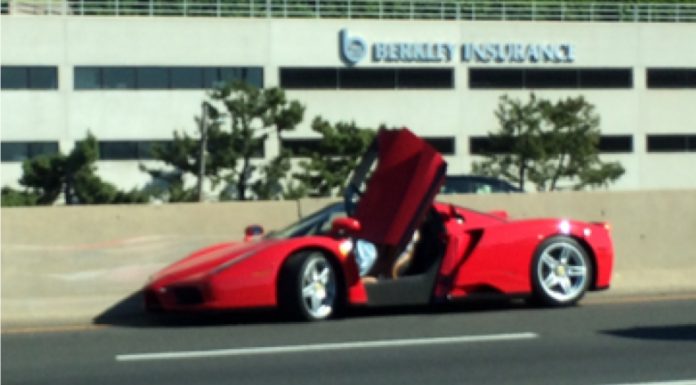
[[531, 236, 592, 307], [279, 251, 340, 321]]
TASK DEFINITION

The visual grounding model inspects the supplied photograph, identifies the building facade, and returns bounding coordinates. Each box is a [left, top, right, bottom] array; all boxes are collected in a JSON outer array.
[[2, 8, 695, 192]]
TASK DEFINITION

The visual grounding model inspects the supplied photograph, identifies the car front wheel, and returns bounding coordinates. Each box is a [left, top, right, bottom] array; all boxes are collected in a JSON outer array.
[[279, 251, 340, 321], [531, 236, 592, 307]]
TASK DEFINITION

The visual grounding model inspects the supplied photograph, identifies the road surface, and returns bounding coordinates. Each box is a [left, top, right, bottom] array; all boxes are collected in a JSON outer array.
[[3, 295, 696, 385]]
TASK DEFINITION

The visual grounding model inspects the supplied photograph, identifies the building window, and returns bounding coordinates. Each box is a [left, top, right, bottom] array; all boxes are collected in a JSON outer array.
[[283, 136, 455, 156], [136, 67, 169, 89], [339, 68, 396, 89], [280, 68, 337, 89], [598, 135, 633, 153], [469, 69, 523, 89], [280, 67, 454, 89], [469, 136, 513, 155], [282, 138, 324, 155], [646, 134, 696, 152], [525, 69, 578, 88], [470, 135, 631, 154], [1, 66, 58, 90], [580, 69, 633, 89], [398, 68, 454, 89], [423, 137, 456, 155], [74, 66, 264, 90], [98, 140, 171, 160], [647, 69, 696, 89], [98, 140, 265, 160], [74, 67, 101, 89], [170, 67, 203, 89], [103, 67, 137, 89], [1, 141, 60, 162], [469, 68, 633, 89]]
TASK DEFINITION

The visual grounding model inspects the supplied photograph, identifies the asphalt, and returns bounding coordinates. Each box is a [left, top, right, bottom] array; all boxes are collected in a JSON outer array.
[[3, 296, 696, 385]]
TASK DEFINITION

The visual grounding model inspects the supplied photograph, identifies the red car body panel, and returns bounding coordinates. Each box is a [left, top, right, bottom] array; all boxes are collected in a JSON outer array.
[[354, 128, 445, 248], [144, 128, 614, 313], [146, 236, 369, 311], [431, 203, 614, 300]]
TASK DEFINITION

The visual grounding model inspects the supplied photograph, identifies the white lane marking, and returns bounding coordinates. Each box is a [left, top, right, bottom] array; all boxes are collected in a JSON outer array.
[[600, 381, 696, 385], [116, 332, 538, 362]]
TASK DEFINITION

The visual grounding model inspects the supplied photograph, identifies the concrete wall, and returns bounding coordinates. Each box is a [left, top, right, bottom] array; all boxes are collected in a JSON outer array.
[[437, 190, 696, 294], [1, 200, 300, 326], [2, 190, 695, 327]]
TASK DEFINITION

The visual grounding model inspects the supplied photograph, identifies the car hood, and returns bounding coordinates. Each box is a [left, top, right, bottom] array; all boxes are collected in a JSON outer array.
[[148, 239, 284, 286]]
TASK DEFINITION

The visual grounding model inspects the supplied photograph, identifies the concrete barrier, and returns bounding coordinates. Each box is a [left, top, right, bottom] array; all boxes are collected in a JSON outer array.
[[436, 190, 696, 295], [2, 190, 695, 327], [1, 201, 299, 327]]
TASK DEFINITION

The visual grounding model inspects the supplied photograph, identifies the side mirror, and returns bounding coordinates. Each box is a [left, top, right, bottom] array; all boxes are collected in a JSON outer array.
[[449, 204, 465, 223], [244, 224, 264, 242], [331, 217, 361, 237]]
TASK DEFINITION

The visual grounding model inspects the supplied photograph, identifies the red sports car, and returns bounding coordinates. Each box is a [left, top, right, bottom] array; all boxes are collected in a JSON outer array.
[[144, 128, 613, 321]]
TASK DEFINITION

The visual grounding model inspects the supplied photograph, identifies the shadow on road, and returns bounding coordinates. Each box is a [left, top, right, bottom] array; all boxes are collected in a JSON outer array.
[[92, 291, 285, 328], [602, 324, 696, 341], [93, 291, 529, 328]]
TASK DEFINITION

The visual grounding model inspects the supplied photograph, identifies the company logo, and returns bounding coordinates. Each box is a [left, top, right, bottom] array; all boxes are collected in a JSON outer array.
[[338, 29, 575, 65], [339, 29, 368, 65]]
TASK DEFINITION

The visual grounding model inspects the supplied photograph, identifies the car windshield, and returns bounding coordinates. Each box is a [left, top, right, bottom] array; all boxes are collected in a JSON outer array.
[[265, 203, 346, 240]]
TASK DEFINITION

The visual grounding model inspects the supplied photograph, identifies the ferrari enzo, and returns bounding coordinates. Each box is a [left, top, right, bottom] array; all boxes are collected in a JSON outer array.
[[144, 128, 613, 321]]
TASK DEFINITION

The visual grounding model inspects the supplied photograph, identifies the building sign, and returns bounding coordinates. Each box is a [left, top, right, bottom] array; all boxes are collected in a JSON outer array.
[[373, 43, 457, 63], [340, 29, 575, 65], [461, 43, 574, 63]]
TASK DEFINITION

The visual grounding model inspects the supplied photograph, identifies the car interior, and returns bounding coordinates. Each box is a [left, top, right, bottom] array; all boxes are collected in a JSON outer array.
[[363, 208, 448, 307]]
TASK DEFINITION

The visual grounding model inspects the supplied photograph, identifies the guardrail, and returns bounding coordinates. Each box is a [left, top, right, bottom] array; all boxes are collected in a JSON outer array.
[[2, 0, 695, 22]]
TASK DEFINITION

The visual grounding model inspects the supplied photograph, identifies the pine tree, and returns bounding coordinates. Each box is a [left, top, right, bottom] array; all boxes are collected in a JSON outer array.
[[148, 82, 304, 201], [473, 94, 624, 191], [17, 133, 147, 205], [293, 117, 376, 197]]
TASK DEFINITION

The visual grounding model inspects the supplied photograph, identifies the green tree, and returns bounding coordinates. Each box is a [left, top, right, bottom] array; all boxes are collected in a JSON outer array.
[[534, 96, 624, 190], [211, 82, 304, 200], [472, 94, 546, 190], [473, 94, 624, 191], [149, 83, 304, 201], [139, 168, 198, 202], [250, 149, 297, 200], [1, 187, 39, 207], [292, 117, 376, 197], [17, 133, 148, 205], [144, 102, 231, 202], [251, 89, 305, 200], [262, 87, 305, 153]]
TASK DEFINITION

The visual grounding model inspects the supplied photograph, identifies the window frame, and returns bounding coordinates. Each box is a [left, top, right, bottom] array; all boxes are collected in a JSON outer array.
[[1, 66, 59, 90], [1, 141, 60, 162], [469, 67, 633, 89], [647, 68, 696, 89], [279, 67, 454, 90], [646, 134, 696, 153], [74, 66, 264, 90]]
